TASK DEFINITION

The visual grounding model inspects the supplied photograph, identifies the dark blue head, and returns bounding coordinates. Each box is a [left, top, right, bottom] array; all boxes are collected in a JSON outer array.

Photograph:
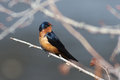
[[39, 22, 52, 32]]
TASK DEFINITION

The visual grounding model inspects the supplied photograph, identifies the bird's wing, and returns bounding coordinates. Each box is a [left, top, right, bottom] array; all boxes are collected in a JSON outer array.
[[46, 31, 78, 61], [46, 31, 65, 51]]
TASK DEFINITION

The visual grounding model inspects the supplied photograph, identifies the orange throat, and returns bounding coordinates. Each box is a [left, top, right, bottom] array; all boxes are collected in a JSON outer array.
[[39, 26, 52, 37]]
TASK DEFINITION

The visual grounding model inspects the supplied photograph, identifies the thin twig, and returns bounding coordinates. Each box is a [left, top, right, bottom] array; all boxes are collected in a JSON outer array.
[[0, 5, 30, 17], [107, 5, 120, 19], [48, 0, 114, 75], [102, 66, 111, 80], [10, 37, 104, 80], [10, 37, 42, 49], [110, 36, 120, 61], [0, 0, 57, 40], [37, 2, 120, 35], [0, 0, 120, 40]]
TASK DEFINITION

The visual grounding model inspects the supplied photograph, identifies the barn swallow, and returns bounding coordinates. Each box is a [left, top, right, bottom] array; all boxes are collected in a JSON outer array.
[[39, 22, 78, 62]]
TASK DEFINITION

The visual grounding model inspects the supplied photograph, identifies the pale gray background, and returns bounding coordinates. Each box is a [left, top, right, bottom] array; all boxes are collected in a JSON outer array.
[[0, 0, 119, 80]]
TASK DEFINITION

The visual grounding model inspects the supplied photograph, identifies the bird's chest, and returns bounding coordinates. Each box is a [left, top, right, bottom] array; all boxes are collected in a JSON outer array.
[[39, 36, 59, 53], [39, 36, 49, 45]]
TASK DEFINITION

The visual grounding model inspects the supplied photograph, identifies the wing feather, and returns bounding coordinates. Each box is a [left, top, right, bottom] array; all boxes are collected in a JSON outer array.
[[46, 31, 78, 61]]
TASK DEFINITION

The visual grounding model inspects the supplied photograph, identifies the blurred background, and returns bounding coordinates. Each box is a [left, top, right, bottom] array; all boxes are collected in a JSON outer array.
[[0, 0, 120, 80]]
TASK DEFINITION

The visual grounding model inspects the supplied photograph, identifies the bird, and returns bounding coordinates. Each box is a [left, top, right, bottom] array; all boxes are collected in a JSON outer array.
[[39, 21, 78, 62]]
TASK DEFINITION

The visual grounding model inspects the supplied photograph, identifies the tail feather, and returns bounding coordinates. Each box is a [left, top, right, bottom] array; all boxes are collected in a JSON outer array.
[[59, 49, 78, 62]]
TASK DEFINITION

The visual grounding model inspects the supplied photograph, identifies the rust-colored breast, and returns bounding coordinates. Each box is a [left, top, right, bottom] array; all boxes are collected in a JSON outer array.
[[39, 36, 59, 54], [39, 26, 60, 54]]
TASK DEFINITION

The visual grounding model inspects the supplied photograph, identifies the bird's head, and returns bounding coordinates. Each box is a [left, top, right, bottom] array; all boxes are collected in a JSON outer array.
[[39, 22, 52, 32]]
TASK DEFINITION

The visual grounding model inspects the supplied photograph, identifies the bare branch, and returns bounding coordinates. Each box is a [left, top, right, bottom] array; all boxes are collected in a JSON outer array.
[[107, 5, 120, 19], [0, 0, 120, 40], [0, 9, 34, 40], [0, 0, 56, 40], [0, 5, 30, 18], [47, 1, 120, 79], [10, 37, 104, 80], [48, 0, 113, 72], [0, 0, 120, 79], [10, 37, 42, 49], [102, 66, 111, 80], [110, 36, 120, 61], [37, 3, 120, 35]]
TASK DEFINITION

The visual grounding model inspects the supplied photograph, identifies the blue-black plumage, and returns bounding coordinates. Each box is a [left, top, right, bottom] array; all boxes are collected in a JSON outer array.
[[39, 21, 78, 62]]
